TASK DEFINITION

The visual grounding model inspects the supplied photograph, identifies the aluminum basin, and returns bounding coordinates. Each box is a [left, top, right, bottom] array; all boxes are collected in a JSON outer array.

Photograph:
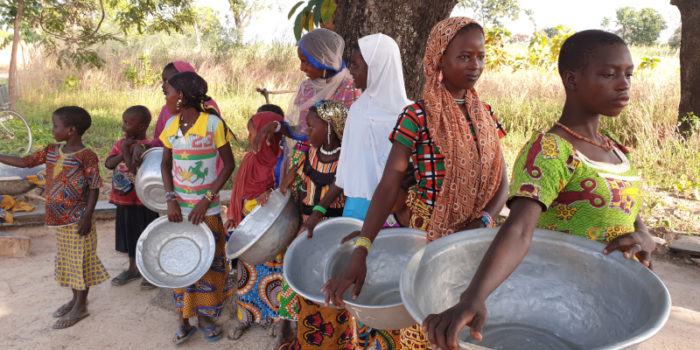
[[325, 227, 426, 330], [226, 190, 300, 264], [136, 216, 216, 288], [400, 228, 671, 350], [135, 147, 166, 213], [0, 163, 45, 195], [284, 217, 363, 305]]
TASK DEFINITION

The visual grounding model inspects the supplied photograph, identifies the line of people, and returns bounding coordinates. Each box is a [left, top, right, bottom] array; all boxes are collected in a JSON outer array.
[[0, 15, 655, 350]]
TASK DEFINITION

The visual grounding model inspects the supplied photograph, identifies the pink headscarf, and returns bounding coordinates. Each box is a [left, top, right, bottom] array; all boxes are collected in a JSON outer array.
[[172, 61, 196, 73]]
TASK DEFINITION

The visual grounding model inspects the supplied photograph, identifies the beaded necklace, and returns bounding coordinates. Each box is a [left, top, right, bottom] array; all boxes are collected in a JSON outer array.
[[554, 122, 613, 152]]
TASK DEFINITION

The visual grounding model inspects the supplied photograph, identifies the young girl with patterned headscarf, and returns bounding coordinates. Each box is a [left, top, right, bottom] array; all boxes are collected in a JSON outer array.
[[278, 100, 355, 350], [322, 17, 510, 349]]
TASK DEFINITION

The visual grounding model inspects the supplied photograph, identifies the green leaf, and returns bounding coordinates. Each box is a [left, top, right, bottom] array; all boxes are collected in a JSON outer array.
[[320, 0, 337, 23], [293, 11, 304, 41], [288, 1, 305, 19], [313, 0, 323, 24]]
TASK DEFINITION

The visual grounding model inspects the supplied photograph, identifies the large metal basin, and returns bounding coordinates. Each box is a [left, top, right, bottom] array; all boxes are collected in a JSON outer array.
[[325, 227, 426, 330], [400, 228, 671, 350], [284, 217, 363, 305], [135, 147, 166, 212], [136, 216, 216, 288], [226, 190, 300, 264], [0, 163, 45, 195]]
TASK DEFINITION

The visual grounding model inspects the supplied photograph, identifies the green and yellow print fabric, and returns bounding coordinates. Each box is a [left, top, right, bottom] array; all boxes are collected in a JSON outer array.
[[509, 132, 642, 242]]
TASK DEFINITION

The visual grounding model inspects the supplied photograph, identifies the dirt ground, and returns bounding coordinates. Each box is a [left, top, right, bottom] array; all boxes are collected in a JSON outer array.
[[1, 219, 699, 350]]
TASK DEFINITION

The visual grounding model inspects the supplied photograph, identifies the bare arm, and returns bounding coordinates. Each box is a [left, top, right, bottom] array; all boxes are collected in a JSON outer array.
[[0, 154, 28, 168], [300, 183, 344, 238], [209, 142, 235, 195], [105, 154, 123, 170], [77, 188, 100, 235], [481, 157, 509, 221], [321, 142, 411, 306], [423, 197, 543, 349]]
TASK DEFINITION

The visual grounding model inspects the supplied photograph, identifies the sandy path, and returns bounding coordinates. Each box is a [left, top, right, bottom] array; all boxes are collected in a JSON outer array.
[[1, 219, 699, 349]]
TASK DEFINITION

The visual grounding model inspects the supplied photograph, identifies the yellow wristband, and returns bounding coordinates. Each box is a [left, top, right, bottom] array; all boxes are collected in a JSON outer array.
[[354, 237, 372, 251]]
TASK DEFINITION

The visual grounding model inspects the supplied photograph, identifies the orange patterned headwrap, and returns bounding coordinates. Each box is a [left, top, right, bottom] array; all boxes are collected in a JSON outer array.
[[422, 17, 504, 240]]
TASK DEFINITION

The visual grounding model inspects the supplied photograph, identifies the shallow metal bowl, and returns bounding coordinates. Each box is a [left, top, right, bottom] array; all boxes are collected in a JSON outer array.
[[226, 190, 300, 264], [136, 216, 216, 288], [284, 217, 363, 305], [0, 163, 45, 195], [135, 147, 166, 212], [325, 227, 426, 330], [400, 228, 671, 350]]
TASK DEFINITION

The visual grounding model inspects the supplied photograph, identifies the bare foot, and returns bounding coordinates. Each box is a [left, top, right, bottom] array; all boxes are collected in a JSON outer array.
[[227, 318, 250, 341], [52, 306, 89, 329]]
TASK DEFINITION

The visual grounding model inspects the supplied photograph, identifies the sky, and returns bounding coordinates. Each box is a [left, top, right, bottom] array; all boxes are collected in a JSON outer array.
[[198, 0, 681, 44]]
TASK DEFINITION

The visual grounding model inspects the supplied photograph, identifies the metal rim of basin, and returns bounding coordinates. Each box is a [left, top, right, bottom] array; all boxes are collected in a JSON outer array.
[[399, 228, 672, 350]]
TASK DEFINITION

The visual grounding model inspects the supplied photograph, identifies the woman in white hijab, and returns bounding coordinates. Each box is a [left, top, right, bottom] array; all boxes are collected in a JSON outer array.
[[337, 33, 411, 219]]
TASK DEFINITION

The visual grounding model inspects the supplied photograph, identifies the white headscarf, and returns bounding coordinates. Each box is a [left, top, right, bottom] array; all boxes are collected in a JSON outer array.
[[336, 33, 411, 200]]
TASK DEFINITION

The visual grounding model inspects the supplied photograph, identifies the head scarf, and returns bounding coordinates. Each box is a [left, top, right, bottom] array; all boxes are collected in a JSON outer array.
[[422, 17, 503, 240], [227, 111, 284, 227], [172, 61, 196, 73], [336, 33, 411, 199], [286, 29, 352, 130], [313, 100, 348, 142]]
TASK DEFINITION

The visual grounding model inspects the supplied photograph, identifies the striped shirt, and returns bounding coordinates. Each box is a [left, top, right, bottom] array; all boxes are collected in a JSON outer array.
[[160, 112, 231, 216]]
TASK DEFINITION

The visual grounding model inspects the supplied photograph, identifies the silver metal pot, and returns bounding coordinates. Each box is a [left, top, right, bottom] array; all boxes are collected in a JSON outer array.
[[325, 227, 426, 330], [0, 163, 45, 195], [136, 216, 216, 288], [283, 217, 363, 305], [226, 190, 300, 264], [400, 228, 671, 350], [135, 147, 166, 212]]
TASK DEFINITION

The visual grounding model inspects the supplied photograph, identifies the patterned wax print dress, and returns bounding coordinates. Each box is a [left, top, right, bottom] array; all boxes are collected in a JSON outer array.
[[160, 112, 234, 318], [509, 132, 642, 240], [22, 144, 109, 290]]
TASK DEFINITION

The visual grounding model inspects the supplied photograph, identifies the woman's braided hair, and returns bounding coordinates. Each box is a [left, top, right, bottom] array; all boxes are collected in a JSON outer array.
[[168, 71, 231, 137]]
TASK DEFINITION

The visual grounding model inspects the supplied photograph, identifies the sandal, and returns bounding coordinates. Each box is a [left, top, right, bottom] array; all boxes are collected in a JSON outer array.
[[52, 311, 89, 329], [52, 303, 73, 318], [227, 324, 249, 341], [111, 270, 140, 286], [172, 326, 196, 345], [199, 324, 223, 342]]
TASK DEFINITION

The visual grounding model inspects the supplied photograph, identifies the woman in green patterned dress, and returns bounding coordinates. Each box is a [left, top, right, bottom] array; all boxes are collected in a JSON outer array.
[[423, 30, 657, 350]]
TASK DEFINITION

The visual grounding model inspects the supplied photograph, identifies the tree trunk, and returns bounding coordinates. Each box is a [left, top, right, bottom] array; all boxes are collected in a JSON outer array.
[[334, 0, 458, 101], [9, 0, 24, 110], [671, 0, 699, 137]]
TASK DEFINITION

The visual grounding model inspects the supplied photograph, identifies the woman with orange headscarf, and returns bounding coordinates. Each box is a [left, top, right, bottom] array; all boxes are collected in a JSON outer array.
[[322, 17, 510, 348]]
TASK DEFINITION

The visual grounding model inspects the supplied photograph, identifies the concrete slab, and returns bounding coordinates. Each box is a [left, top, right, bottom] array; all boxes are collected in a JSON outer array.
[[0, 231, 30, 257], [670, 235, 700, 258]]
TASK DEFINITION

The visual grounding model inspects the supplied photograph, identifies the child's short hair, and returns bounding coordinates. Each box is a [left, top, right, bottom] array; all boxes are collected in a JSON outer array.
[[53, 106, 91, 135], [257, 104, 284, 117], [124, 105, 152, 126], [558, 30, 627, 78]]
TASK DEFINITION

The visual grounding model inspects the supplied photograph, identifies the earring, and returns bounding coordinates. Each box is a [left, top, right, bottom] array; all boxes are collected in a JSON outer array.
[[322, 69, 327, 79], [327, 124, 331, 145], [176, 98, 182, 111], [438, 69, 443, 83]]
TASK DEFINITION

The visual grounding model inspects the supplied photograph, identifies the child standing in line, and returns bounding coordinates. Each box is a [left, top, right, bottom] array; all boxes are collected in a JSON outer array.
[[160, 71, 236, 345], [225, 109, 284, 341], [277, 100, 353, 350], [105, 105, 158, 288], [0, 106, 108, 329]]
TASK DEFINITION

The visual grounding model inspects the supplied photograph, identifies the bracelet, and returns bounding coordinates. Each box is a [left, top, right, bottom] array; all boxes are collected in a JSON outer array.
[[480, 211, 494, 228], [204, 190, 217, 201], [354, 237, 372, 251], [165, 191, 177, 202], [312, 205, 327, 215], [274, 120, 282, 133]]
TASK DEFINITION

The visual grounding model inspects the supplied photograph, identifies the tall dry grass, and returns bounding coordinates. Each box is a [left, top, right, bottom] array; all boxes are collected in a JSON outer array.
[[13, 38, 700, 231]]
